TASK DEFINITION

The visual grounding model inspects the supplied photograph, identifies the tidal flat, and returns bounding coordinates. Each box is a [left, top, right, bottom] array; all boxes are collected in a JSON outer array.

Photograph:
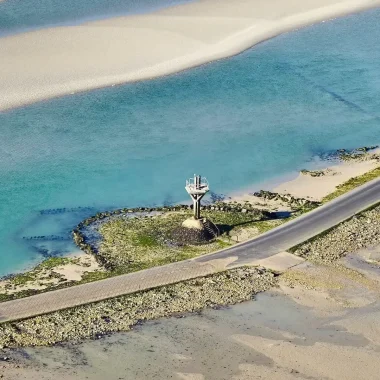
[[3, 253, 380, 380]]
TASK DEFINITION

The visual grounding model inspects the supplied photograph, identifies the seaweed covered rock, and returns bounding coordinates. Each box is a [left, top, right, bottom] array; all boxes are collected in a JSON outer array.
[[334, 146, 379, 161], [253, 190, 320, 209]]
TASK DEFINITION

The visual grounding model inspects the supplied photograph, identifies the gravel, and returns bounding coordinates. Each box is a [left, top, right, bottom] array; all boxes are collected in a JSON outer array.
[[0, 267, 277, 348], [294, 205, 380, 263]]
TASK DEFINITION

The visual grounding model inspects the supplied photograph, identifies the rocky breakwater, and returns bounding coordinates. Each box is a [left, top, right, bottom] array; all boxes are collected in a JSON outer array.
[[293, 205, 380, 263], [300, 168, 336, 177], [253, 190, 321, 210], [0, 267, 277, 348], [313, 145, 379, 163], [298, 146, 379, 178], [335, 146, 380, 162]]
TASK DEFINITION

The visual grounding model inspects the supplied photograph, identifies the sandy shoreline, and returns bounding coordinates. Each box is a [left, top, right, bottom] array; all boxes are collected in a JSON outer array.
[[228, 147, 380, 205], [1, 0, 380, 111], [274, 153, 380, 200]]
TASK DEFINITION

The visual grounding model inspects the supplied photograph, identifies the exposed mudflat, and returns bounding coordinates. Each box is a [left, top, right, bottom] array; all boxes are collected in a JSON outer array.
[[2, 247, 380, 379]]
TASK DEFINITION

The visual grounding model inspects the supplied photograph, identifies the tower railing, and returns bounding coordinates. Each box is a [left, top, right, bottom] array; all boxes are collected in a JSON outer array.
[[185, 177, 209, 192], [185, 174, 209, 219]]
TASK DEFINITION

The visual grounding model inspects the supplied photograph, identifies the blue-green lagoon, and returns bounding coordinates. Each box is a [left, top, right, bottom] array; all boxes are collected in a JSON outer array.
[[0, 8, 380, 275]]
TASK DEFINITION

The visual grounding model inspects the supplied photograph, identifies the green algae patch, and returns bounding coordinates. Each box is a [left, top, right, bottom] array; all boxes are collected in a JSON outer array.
[[0, 255, 102, 303], [2, 258, 72, 289]]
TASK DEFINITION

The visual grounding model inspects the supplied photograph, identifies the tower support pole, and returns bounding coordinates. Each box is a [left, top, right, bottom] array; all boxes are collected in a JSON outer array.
[[191, 194, 205, 219]]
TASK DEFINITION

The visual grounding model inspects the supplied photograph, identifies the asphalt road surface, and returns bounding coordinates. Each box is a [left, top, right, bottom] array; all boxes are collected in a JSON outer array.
[[1, 177, 379, 323]]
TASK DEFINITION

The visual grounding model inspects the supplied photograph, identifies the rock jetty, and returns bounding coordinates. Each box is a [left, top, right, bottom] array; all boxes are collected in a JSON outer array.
[[334, 146, 379, 161]]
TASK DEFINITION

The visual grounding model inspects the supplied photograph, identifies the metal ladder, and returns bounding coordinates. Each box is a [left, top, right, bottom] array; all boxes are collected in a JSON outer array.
[[202, 218, 219, 238]]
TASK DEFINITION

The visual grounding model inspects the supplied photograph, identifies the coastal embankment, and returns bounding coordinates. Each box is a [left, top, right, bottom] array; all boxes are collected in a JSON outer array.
[[0, 147, 376, 304], [2, 150, 380, 380], [0, 146, 379, 343], [1, 0, 380, 111]]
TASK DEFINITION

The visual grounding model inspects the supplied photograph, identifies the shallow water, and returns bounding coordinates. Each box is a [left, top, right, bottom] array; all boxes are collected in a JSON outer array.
[[0, 0, 193, 36], [1, 9, 380, 275]]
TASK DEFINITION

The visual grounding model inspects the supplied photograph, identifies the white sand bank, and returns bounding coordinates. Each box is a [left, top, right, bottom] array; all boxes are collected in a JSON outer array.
[[1, 0, 380, 111], [229, 149, 380, 204], [275, 159, 380, 201], [274, 149, 380, 200]]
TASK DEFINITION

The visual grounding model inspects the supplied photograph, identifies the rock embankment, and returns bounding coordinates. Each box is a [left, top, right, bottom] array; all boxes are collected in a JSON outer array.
[[294, 205, 380, 263], [0, 267, 277, 348], [336, 146, 379, 161], [300, 168, 336, 177], [253, 190, 320, 210]]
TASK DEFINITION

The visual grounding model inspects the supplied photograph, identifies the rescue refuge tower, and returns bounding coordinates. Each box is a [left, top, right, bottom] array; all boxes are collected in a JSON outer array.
[[185, 174, 209, 219]]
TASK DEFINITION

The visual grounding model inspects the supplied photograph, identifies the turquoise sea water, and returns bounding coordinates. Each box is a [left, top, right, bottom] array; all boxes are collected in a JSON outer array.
[[1, 9, 380, 275], [0, 0, 193, 36]]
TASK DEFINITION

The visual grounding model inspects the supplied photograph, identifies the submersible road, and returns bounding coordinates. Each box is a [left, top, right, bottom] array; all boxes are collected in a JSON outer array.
[[1, 177, 380, 323]]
